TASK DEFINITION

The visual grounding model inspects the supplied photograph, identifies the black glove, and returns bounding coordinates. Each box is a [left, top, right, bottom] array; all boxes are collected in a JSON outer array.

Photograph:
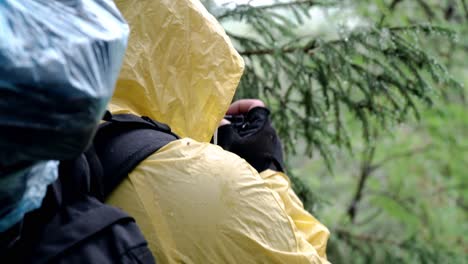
[[217, 107, 285, 172]]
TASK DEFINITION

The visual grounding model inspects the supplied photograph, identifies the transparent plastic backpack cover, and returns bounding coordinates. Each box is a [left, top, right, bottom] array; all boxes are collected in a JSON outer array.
[[0, 0, 129, 166]]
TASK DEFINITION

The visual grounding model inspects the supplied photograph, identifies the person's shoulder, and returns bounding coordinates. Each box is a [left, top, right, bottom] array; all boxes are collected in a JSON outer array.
[[195, 140, 257, 174], [143, 138, 256, 174]]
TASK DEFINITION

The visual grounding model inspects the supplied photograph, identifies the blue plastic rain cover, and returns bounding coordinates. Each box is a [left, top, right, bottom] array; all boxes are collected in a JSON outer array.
[[0, 0, 129, 166]]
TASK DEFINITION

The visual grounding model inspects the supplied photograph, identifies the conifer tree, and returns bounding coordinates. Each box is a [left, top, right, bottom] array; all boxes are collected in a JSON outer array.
[[203, 1, 467, 262]]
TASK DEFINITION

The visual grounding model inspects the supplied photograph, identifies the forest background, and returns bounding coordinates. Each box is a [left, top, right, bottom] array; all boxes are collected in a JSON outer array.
[[202, 0, 468, 263]]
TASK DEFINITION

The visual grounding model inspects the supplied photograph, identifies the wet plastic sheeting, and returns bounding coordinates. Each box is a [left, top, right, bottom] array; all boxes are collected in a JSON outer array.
[[0, 0, 129, 166]]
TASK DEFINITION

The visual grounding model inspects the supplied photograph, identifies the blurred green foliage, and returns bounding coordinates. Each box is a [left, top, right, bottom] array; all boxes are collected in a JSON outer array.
[[314, 1, 467, 262], [299, 99, 467, 262]]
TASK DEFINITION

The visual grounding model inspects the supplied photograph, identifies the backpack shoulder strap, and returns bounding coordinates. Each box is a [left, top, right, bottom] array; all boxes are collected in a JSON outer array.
[[91, 112, 179, 199], [32, 197, 134, 264]]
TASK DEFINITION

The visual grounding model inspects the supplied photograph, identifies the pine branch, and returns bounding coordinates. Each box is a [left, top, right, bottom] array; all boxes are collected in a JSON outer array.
[[242, 0, 320, 10], [216, 0, 330, 21], [239, 45, 316, 56], [372, 144, 432, 170], [237, 25, 452, 55], [415, 0, 436, 19], [228, 0, 459, 162], [379, 0, 405, 26], [347, 145, 376, 222], [377, 0, 468, 24], [346, 143, 433, 222]]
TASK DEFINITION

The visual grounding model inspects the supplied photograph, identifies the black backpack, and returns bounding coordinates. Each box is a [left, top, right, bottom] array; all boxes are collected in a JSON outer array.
[[2, 112, 178, 264]]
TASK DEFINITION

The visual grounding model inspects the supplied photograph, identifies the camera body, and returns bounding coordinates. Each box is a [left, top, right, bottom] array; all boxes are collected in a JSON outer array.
[[224, 115, 246, 131]]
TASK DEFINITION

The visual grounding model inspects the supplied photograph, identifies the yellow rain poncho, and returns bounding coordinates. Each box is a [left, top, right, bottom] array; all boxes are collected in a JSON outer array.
[[106, 0, 330, 263]]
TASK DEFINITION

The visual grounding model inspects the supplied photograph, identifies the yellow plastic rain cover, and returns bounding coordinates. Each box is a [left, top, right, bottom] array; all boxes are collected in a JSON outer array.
[[111, 0, 244, 142]]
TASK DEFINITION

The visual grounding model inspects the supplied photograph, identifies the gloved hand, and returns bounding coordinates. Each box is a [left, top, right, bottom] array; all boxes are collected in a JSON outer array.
[[217, 100, 285, 172]]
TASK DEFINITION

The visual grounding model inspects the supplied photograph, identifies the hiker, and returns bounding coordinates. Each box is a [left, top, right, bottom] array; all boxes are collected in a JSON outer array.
[[105, 0, 330, 263]]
